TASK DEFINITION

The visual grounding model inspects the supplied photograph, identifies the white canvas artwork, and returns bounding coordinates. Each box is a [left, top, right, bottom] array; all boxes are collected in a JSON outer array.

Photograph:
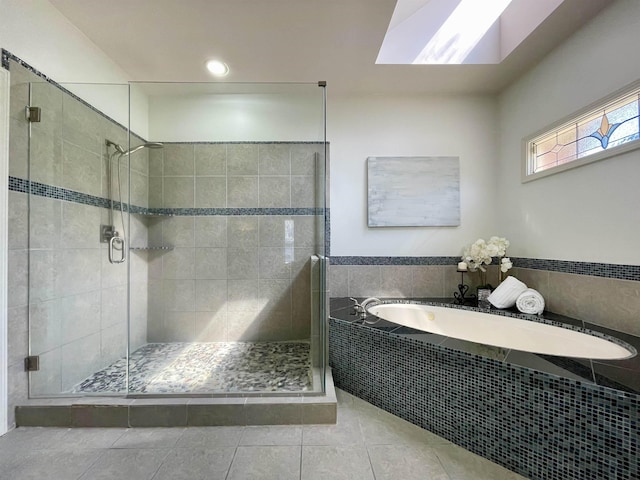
[[367, 156, 460, 227]]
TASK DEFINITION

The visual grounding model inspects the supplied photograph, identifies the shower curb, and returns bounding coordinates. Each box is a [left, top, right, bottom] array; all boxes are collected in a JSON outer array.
[[15, 373, 337, 428]]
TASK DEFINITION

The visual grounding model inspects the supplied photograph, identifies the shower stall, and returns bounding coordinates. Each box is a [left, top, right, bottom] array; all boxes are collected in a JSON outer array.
[[18, 65, 328, 397]]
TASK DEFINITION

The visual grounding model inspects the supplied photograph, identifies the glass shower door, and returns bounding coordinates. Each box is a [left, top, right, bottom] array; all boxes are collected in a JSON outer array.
[[27, 80, 131, 396]]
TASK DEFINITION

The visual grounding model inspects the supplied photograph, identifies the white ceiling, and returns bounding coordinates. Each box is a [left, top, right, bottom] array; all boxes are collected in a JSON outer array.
[[48, 0, 613, 95]]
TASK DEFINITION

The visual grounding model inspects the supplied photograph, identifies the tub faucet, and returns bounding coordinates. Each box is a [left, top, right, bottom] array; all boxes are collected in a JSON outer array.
[[350, 297, 381, 317]]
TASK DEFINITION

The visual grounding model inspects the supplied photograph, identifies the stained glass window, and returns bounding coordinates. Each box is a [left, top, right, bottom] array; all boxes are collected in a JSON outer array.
[[524, 83, 640, 181]]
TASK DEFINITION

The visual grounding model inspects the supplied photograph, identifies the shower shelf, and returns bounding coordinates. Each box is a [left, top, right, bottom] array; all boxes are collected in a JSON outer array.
[[130, 246, 174, 251]]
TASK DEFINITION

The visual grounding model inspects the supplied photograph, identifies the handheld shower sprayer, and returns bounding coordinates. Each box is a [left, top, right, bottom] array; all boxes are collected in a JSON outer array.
[[104, 139, 164, 264]]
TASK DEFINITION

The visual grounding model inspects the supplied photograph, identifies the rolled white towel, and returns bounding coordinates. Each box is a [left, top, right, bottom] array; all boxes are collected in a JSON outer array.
[[516, 288, 545, 315], [488, 276, 527, 309]]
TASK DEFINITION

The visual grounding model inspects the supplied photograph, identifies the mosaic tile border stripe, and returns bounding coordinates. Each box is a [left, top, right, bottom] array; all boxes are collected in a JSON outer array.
[[512, 257, 640, 281], [1, 49, 9, 70], [10, 176, 110, 209], [146, 207, 325, 216], [9, 176, 326, 217], [329, 317, 639, 480], [329, 255, 640, 282], [329, 256, 461, 266]]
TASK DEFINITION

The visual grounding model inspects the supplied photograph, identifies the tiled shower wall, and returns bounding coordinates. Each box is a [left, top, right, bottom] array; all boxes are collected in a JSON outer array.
[[145, 143, 324, 343], [328, 261, 640, 337], [7, 61, 149, 416]]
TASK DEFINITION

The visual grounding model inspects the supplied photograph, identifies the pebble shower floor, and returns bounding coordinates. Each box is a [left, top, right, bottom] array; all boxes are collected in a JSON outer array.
[[72, 342, 312, 394]]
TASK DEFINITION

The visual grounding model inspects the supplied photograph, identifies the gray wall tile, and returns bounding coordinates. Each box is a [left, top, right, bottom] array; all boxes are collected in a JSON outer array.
[[195, 217, 227, 248], [195, 144, 226, 175], [29, 196, 61, 249], [163, 312, 197, 342], [259, 177, 290, 208], [348, 266, 381, 298], [162, 216, 195, 248], [29, 300, 61, 355], [8, 249, 29, 307], [60, 290, 101, 344], [228, 216, 259, 249], [195, 310, 227, 341], [291, 145, 318, 175], [228, 248, 259, 280], [195, 248, 228, 279], [228, 144, 259, 175], [163, 177, 195, 208], [148, 148, 163, 176], [411, 266, 445, 298], [8, 306, 28, 368], [63, 202, 101, 248], [259, 247, 291, 279], [162, 248, 196, 279], [291, 176, 315, 208], [29, 129, 63, 186], [162, 280, 196, 312], [195, 279, 227, 311], [195, 176, 226, 208], [228, 176, 258, 207], [227, 280, 260, 312], [62, 141, 102, 196], [260, 144, 291, 175], [163, 144, 194, 175]]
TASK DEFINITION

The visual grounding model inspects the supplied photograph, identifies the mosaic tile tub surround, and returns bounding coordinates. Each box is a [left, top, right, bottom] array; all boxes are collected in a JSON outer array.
[[73, 341, 312, 394], [329, 300, 639, 480]]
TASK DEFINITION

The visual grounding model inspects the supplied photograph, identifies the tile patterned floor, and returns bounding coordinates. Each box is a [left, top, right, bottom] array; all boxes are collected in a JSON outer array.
[[0, 389, 528, 480], [72, 342, 312, 394]]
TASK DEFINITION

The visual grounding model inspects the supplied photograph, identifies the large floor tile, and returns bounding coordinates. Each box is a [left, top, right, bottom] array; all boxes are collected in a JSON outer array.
[[368, 444, 450, 480], [58, 427, 127, 449], [335, 388, 357, 406], [302, 410, 363, 445], [357, 405, 449, 446], [433, 443, 527, 480], [152, 447, 235, 480], [227, 445, 301, 480], [176, 426, 244, 448], [239, 425, 302, 445], [301, 445, 375, 480], [111, 427, 184, 449], [7, 449, 104, 480], [78, 448, 170, 480], [0, 427, 69, 452]]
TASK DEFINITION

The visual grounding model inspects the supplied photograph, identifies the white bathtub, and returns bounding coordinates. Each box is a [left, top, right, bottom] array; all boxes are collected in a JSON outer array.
[[366, 303, 635, 360]]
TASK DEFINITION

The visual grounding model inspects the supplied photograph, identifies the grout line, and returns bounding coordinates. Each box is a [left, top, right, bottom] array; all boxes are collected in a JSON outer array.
[[224, 446, 239, 480], [299, 444, 303, 480]]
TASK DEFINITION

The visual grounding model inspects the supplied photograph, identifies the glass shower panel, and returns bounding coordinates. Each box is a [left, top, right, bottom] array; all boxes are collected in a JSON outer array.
[[27, 81, 131, 396], [128, 81, 328, 395], [25, 79, 327, 397]]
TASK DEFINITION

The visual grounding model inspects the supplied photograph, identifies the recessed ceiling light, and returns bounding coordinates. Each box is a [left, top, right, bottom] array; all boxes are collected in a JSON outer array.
[[206, 59, 229, 77]]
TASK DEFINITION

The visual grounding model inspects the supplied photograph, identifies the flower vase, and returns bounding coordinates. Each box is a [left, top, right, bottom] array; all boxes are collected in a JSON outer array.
[[477, 287, 492, 309]]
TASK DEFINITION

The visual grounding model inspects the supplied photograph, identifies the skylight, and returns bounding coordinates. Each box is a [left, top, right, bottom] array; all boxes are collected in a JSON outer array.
[[376, 0, 564, 65], [413, 0, 513, 64]]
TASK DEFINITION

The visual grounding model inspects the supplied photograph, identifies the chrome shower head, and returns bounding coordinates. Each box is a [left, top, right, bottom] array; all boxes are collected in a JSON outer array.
[[106, 140, 164, 156], [124, 142, 164, 155]]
